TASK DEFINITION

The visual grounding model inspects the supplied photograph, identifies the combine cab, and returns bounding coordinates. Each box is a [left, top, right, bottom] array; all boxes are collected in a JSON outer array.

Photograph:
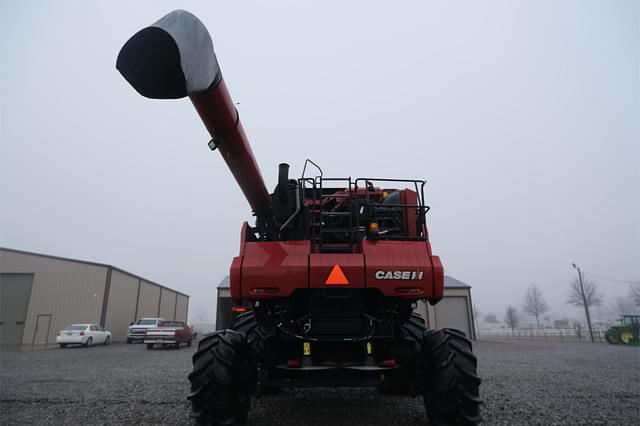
[[605, 315, 640, 346], [117, 10, 482, 425]]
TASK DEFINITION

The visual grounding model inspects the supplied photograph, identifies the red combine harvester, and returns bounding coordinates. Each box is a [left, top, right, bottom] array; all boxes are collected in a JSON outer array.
[[117, 10, 481, 425]]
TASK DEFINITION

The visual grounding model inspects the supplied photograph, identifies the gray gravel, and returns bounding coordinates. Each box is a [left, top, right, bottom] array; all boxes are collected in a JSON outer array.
[[1, 339, 638, 425]]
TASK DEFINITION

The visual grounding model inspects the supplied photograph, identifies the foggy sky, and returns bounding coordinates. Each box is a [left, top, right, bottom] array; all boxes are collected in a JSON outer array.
[[1, 1, 638, 324]]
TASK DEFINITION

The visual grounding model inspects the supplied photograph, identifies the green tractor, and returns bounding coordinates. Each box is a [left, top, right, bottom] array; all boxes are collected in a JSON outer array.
[[605, 315, 640, 346]]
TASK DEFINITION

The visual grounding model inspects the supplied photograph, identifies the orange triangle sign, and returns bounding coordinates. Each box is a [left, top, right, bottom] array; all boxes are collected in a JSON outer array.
[[325, 264, 349, 286]]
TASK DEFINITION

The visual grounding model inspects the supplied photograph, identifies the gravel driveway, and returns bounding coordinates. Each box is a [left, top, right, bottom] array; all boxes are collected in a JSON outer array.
[[1, 339, 638, 425]]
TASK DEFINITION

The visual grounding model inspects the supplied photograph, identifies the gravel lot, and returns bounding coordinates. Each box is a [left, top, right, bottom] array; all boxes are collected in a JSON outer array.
[[1, 339, 638, 425]]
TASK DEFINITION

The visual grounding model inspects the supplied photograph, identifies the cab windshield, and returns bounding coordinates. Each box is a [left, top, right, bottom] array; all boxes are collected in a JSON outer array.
[[136, 319, 158, 325]]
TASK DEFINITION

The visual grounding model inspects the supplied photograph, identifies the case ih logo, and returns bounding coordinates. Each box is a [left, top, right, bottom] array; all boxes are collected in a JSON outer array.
[[374, 270, 424, 280]]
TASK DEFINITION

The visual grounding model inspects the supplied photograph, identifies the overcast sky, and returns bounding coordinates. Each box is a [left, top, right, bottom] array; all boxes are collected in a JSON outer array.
[[1, 1, 638, 324]]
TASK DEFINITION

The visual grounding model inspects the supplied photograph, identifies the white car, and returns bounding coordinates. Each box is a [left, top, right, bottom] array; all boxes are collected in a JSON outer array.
[[56, 323, 112, 348]]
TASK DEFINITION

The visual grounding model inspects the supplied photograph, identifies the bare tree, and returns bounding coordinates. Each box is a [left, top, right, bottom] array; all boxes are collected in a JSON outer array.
[[504, 305, 519, 336], [629, 284, 640, 307], [566, 276, 603, 342], [522, 284, 549, 329], [566, 277, 604, 308], [612, 297, 638, 317]]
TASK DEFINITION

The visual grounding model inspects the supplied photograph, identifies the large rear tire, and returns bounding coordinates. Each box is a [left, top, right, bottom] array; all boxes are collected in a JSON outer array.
[[188, 330, 254, 425], [232, 311, 267, 362], [422, 328, 482, 425], [232, 311, 278, 394], [605, 333, 619, 344]]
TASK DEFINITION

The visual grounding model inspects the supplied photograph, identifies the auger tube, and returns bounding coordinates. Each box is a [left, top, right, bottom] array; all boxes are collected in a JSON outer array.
[[116, 9, 272, 216]]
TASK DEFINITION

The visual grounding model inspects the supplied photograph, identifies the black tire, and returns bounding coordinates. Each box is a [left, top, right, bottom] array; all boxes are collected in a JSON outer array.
[[126, 338, 132, 344], [378, 312, 426, 394], [422, 328, 482, 425], [84, 337, 93, 348], [605, 333, 619, 344], [188, 330, 254, 425], [175, 341, 180, 349], [231, 311, 267, 362], [104, 336, 111, 346], [187, 339, 192, 347], [232, 311, 279, 394], [147, 343, 154, 350], [60, 344, 67, 348]]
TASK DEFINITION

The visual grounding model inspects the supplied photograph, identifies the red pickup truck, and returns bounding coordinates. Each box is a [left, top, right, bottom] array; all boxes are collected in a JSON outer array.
[[144, 320, 192, 349]]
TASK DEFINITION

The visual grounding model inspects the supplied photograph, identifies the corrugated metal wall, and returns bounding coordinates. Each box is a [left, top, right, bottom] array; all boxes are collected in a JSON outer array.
[[137, 281, 161, 318], [431, 288, 475, 339], [0, 250, 107, 349], [158, 288, 176, 319], [175, 294, 189, 322], [104, 270, 139, 342], [0, 249, 190, 348]]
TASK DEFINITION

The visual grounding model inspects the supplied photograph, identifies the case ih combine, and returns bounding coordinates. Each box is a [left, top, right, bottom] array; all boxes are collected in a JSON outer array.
[[117, 10, 481, 425]]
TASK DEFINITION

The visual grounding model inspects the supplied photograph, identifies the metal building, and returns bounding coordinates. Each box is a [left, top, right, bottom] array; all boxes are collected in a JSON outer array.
[[0, 248, 189, 350], [214, 275, 476, 339], [421, 275, 476, 339]]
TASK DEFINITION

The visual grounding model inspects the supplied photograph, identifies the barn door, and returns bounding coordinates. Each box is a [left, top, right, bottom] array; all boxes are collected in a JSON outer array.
[[31, 314, 52, 351]]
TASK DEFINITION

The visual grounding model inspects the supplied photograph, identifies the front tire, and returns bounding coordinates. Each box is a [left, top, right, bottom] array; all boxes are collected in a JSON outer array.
[[188, 330, 254, 425], [231, 311, 267, 362], [422, 328, 482, 425], [147, 343, 154, 350], [84, 337, 93, 348], [104, 336, 111, 346], [232, 311, 278, 394], [605, 333, 619, 344], [60, 344, 67, 348]]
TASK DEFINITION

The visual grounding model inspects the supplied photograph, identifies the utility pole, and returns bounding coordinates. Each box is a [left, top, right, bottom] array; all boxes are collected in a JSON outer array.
[[572, 263, 594, 342]]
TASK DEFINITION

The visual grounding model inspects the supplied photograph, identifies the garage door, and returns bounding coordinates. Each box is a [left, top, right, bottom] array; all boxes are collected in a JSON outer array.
[[1, 273, 34, 348], [433, 296, 472, 338]]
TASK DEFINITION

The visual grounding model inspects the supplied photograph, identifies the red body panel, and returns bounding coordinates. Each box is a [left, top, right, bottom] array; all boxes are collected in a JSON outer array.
[[239, 241, 310, 299], [362, 240, 440, 300], [232, 232, 444, 303], [430, 255, 444, 303]]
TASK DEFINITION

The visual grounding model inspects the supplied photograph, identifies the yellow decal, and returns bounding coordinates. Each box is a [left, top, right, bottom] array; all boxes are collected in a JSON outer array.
[[303, 342, 311, 356]]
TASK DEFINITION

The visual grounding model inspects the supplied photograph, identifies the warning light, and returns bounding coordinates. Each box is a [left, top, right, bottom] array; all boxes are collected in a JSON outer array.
[[325, 264, 349, 286], [369, 222, 379, 234]]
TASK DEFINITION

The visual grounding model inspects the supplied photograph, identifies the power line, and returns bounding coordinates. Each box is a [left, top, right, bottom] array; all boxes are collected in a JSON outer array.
[[581, 271, 640, 285]]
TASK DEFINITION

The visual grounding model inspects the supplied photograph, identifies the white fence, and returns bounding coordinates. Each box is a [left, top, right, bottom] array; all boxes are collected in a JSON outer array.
[[478, 328, 609, 342]]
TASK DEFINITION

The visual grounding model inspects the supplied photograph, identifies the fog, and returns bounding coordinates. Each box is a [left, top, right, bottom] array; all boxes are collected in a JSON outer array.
[[1, 1, 638, 325]]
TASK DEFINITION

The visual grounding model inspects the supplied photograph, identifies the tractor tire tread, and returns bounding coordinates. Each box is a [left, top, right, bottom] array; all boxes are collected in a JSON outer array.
[[188, 330, 254, 425], [231, 311, 267, 364], [423, 328, 482, 425]]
